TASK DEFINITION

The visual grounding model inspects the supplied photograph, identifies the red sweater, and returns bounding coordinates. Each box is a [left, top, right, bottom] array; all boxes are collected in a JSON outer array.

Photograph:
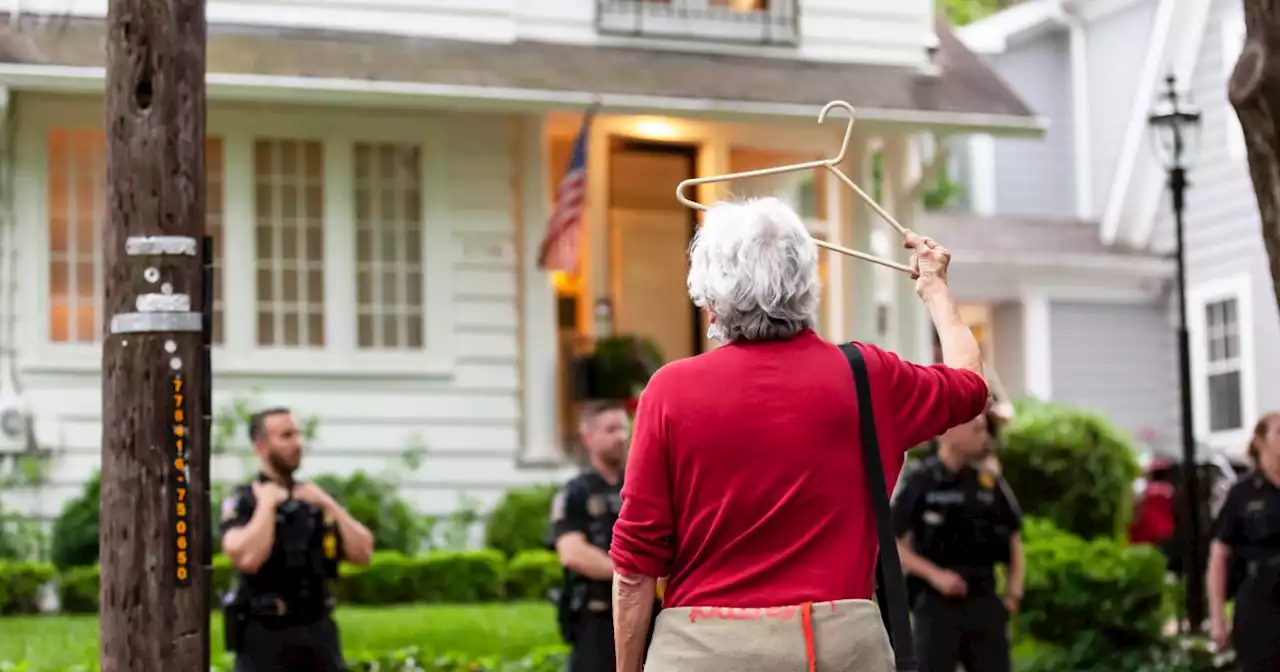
[[610, 330, 989, 608]]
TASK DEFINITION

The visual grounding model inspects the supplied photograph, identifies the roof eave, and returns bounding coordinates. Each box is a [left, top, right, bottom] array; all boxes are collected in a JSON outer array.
[[953, 251, 1175, 277], [0, 63, 1047, 136]]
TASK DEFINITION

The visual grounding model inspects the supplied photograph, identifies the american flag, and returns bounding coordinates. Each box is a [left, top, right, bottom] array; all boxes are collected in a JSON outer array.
[[537, 107, 597, 273]]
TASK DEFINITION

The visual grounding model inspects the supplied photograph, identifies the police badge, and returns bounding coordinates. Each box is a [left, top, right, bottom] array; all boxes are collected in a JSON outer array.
[[220, 495, 239, 523]]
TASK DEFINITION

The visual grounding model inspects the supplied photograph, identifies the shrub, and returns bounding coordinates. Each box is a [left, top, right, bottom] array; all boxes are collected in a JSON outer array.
[[1016, 517, 1167, 656], [505, 550, 560, 601], [56, 564, 99, 614], [484, 485, 557, 558], [49, 472, 100, 570], [311, 471, 430, 556], [53, 547, 558, 613], [337, 549, 506, 604], [0, 561, 54, 614], [999, 402, 1140, 540]]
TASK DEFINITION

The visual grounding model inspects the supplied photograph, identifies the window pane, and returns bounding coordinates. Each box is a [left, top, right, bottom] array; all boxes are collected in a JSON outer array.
[[1208, 370, 1243, 432], [353, 142, 425, 350], [254, 138, 324, 347]]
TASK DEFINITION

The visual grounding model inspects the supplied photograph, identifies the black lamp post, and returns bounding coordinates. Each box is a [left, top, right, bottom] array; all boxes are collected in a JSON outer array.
[[1148, 73, 1204, 633]]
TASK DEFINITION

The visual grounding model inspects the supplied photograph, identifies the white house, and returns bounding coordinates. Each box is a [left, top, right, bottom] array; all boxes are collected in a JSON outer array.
[[0, 0, 1044, 524], [954, 0, 1278, 461]]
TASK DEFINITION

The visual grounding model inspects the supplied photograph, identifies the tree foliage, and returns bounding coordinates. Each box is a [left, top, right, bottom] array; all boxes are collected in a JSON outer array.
[[939, 0, 1025, 26]]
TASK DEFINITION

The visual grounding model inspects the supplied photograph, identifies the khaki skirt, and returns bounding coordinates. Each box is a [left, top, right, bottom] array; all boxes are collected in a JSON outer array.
[[644, 599, 894, 672]]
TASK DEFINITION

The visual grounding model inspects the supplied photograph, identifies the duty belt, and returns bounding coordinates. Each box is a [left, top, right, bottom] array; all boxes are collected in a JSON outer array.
[[248, 594, 331, 629], [1246, 554, 1280, 577]]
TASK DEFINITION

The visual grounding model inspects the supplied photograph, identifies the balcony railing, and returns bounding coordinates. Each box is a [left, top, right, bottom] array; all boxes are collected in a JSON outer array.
[[596, 0, 798, 46]]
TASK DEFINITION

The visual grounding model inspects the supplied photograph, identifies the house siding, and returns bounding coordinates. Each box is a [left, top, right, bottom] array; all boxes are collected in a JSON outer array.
[[989, 30, 1077, 217], [1084, 0, 1159, 218], [1047, 300, 1178, 447], [0, 95, 567, 523], [1150, 0, 1280, 433]]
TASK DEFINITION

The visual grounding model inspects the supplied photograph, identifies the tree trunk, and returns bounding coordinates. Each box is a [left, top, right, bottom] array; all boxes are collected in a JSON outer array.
[[1229, 0, 1280, 315], [100, 0, 208, 669]]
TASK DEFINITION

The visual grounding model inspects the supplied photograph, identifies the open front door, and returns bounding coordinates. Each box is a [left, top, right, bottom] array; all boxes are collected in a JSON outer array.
[[608, 141, 703, 363]]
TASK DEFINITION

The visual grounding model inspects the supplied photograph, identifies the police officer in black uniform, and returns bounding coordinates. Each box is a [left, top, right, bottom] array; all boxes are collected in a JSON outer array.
[[220, 407, 376, 672], [892, 410, 1023, 672], [1208, 412, 1280, 672], [548, 400, 658, 672]]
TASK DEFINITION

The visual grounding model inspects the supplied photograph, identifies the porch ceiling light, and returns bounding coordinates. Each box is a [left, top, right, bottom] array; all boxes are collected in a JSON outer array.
[[634, 118, 679, 140]]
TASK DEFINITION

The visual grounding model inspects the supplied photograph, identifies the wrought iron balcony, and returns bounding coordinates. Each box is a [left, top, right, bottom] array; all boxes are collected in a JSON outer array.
[[596, 0, 798, 45]]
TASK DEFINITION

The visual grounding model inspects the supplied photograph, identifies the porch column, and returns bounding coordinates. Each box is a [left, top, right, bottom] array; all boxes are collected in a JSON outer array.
[[884, 134, 932, 363], [1022, 293, 1053, 400], [827, 134, 877, 343], [516, 114, 562, 464], [584, 116, 611, 337]]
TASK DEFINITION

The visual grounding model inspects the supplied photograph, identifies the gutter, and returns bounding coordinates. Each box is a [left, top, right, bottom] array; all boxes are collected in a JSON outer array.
[[0, 63, 1049, 137]]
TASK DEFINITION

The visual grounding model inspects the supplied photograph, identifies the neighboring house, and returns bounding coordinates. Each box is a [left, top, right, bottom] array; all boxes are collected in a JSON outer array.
[[0, 1, 1042, 524], [955, 0, 1278, 461]]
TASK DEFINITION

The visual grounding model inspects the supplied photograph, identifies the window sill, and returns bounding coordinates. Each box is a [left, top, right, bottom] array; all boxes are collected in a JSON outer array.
[[1200, 427, 1250, 459], [23, 344, 455, 381]]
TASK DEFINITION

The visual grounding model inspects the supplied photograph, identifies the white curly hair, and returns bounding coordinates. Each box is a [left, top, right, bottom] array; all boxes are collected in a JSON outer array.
[[686, 197, 821, 343]]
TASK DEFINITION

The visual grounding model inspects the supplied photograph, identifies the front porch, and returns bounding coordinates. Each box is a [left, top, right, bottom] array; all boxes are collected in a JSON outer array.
[[532, 110, 969, 455]]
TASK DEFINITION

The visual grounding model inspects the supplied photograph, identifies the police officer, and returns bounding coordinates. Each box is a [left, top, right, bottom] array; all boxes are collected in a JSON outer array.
[[220, 407, 375, 672], [547, 400, 655, 672], [1208, 411, 1280, 671], [891, 410, 1024, 672]]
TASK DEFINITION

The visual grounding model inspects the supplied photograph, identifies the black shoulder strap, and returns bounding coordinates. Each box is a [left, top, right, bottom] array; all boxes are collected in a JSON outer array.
[[839, 342, 917, 671]]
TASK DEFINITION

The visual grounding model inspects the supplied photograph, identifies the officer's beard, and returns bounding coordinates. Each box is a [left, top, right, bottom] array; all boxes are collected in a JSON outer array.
[[600, 443, 627, 472], [265, 450, 299, 484]]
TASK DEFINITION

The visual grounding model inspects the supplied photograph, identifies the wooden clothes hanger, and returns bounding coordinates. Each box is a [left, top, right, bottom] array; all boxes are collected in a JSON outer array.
[[675, 100, 915, 274]]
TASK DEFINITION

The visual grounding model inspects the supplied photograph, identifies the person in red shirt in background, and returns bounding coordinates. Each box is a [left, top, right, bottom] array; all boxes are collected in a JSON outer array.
[[609, 197, 990, 672], [1129, 458, 1177, 548]]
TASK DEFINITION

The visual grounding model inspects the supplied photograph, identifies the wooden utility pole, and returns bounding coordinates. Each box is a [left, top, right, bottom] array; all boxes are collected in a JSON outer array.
[[100, 0, 209, 669], [1229, 0, 1280, 314]]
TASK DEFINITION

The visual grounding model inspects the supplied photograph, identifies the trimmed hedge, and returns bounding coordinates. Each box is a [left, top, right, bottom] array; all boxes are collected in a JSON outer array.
[[7, 548, 562, 614], [0, 561, 54, 615]]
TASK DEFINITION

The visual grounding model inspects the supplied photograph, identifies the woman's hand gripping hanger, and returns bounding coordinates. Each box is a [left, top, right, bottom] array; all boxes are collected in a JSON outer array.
[[675, 100, 917, 275]]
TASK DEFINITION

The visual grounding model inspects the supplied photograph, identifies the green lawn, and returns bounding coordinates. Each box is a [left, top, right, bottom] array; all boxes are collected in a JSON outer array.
[[0, 602, 560, 669]]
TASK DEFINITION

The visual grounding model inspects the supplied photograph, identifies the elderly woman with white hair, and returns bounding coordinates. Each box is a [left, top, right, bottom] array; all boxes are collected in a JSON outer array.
[[609, 198, 989, 672]]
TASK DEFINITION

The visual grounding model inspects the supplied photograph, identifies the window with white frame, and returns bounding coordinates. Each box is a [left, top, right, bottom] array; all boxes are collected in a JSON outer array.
[[1190, 274, 1256, 450], [1203, 297, 1244, 432], [596, 0, 797, 44], [353, 142, 426, 350], [253, 138, 326, 348], [47, 130, 225, 344], [1223, 13, 1246, 160], [47, 129, 104, 343]]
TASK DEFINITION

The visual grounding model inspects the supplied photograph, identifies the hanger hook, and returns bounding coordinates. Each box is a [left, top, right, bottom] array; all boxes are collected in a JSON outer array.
[[817, 100, 857, 167]]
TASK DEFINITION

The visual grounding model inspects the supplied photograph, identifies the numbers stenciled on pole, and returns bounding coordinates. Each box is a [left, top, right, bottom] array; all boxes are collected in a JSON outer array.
[[173, 374, 192, 586]]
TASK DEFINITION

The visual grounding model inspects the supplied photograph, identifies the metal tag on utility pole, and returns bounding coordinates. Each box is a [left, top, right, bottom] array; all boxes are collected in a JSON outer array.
[[100, 0, 210, 667]]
